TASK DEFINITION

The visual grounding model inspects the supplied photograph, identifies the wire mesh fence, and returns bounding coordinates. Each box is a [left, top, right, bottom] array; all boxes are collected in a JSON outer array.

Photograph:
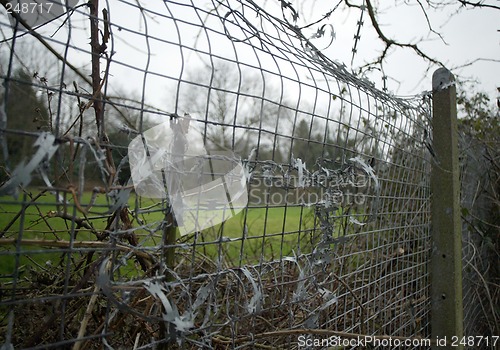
[[0, 1, 435, 349], [459, 124, 500, 344]]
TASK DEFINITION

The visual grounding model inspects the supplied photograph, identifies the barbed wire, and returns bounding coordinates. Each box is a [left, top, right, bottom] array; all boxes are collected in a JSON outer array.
[[0, 1, 435, 349]]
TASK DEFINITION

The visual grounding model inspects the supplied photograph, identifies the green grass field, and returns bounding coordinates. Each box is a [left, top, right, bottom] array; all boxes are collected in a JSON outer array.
[[0, 189, 320, 278]]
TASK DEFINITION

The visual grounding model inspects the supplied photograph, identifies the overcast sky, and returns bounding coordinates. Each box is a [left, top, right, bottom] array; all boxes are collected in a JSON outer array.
[[109, 0, 498, 103], [288, 1, 499, 97], [1, 1, 498, 107]]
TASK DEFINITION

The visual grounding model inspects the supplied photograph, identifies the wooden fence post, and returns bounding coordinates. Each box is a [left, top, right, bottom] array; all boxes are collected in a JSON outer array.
[[431, 68, 463, 349]]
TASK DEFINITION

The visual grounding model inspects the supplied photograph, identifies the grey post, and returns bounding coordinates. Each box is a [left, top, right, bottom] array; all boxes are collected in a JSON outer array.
[[431, 68, 463, 349]]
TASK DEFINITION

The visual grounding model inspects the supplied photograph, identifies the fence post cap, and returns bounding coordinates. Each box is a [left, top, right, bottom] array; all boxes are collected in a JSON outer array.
[[432, 68, 455, 91]]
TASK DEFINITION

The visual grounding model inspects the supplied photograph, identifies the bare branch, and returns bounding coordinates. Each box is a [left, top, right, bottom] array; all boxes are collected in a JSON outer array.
[[458, 0, 500, 11], [357, 0, 443, 70], [416, 0, 448, 44], [450, 57, 500, 70], [0, 238, 154, 262]]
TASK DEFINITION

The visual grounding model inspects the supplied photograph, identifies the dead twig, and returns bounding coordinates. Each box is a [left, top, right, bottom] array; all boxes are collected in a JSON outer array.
[[0, 238, 155, 263], [72, 284, 100, 350]]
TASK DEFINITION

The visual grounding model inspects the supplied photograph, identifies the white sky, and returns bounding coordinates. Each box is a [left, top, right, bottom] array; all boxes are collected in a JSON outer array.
[[293, 1, 499, 97], [1, 1, 498, 108]]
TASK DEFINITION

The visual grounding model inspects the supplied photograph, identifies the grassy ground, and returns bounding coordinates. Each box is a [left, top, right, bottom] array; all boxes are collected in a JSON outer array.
[[0, 189, 319, 277]]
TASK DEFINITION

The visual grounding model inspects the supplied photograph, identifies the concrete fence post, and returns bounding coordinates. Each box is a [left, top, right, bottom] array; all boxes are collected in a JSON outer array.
[[430, 68, 463, 349]]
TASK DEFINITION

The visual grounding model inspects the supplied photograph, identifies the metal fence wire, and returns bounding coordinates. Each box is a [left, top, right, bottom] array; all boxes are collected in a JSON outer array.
[[460, 129, 500, 344], [0, 1, 434, 349]]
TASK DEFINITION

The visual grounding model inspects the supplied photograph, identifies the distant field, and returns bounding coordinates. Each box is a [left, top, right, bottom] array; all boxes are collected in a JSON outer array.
[[0, 189, 319, 276]]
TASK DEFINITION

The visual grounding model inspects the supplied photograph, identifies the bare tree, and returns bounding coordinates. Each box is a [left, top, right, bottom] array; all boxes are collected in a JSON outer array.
[[177, 62, 295, 160], [269, 0, 499, 91]]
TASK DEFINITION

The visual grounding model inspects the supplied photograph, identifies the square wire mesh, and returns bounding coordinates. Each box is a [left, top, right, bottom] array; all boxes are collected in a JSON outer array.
[[0, 1, 433, 349]]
